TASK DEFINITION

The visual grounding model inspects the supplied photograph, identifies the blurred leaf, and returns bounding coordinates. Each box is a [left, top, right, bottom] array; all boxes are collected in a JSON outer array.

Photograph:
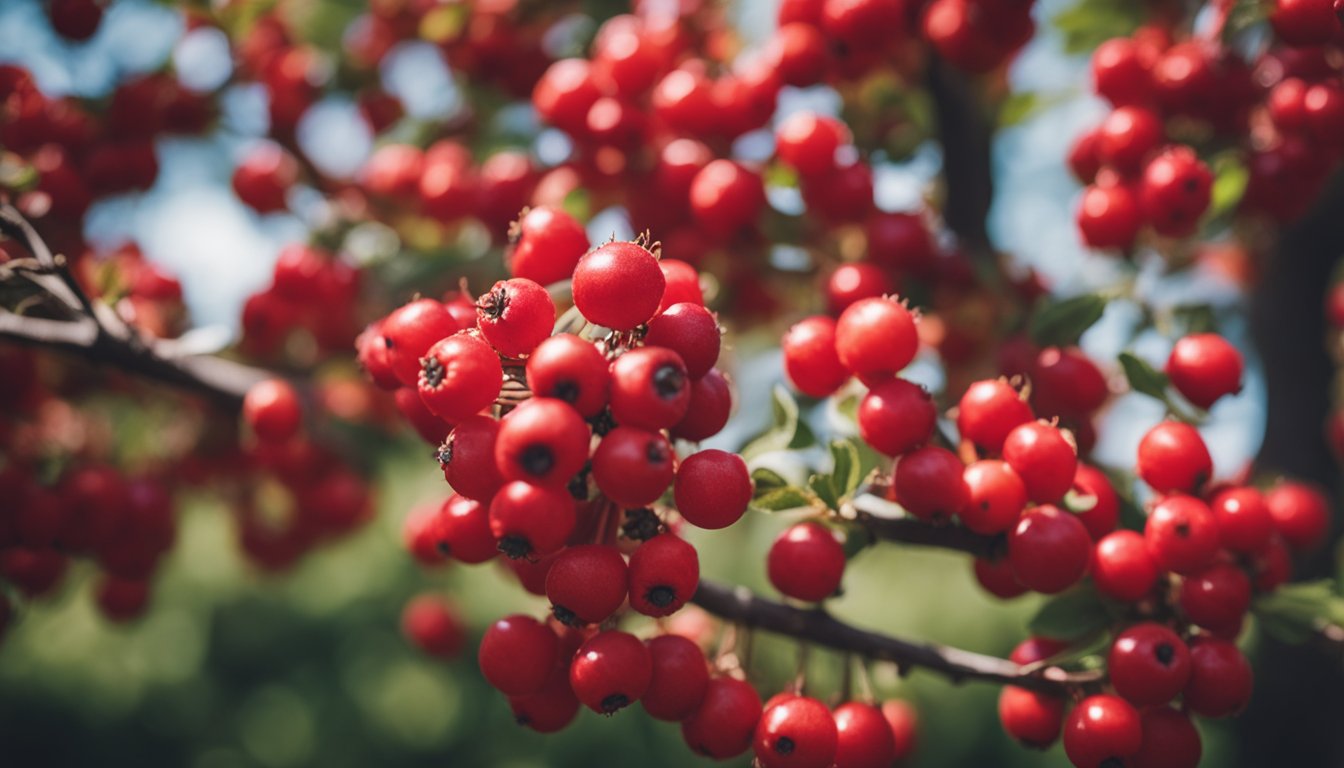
[[1208, 154, 1250, 222], [764, 162, 799, 190], [1029, 584, 1111, 641], [1118, 352, 1170, 401], [809, 473, 840, 510], [840, 523, 874, 559], [998, 92, 1072, 128], [1053, 0, 1142, 55], [1253, 580, 1344, 645], [562, 187, 591, 222], [1172, 305, 1217, 336], [419, 4, 470, 43], [829, 440, 863, 499], [1225, 0, 1270, 38], [1029, 294, 1107, 347], [741, 385, 816, 460], [752, 467, 790, 495], [751, 486, 819, 513]]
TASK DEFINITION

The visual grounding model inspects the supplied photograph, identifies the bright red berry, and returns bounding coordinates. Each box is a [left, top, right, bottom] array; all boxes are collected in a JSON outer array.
[[383, 298, 461, 386], [572, 240, 666, 331], [508, 206, 589, 286], [609, 346, 691, 430], [1139, 147, 1212, 238], [1109, 623, 1192, 706], [592, 427, 675, 508], [476, 278, 556, 358], [1179, 561, 1252, 631], [478, 615, 558, 696], [488, 481, 577, 559], [243, 379, 302, 443], [857, 378, 936, 457], [893, 446, 969, 523], [401, 594, 465, 659], [689, 159, 765, 237], [570, 630, 652, 714], [834, 297, 919, 379], [644, 302, 721, 380], [1136, 421, 1212, 494], [417, 333, 503, 422], [1077, 181, 1142, 250], [1008, 505, 1092, 594], [775, 112, 850, 177], [439, 415, 506, 503], [494, 398, 590, 488], [973, 555, 1029, 599], [627, 533, 700, 617], [960, 460, 1028, 534], [754, 694, 839, 768], [1165, 333, 1243, 410], [999, 685, 1065, 748], [525, 333, 611, 418], [1092, 530, 1159, 602], [957, 379, 1034, 454], [1145, 494, 1220, 575], [546, 544, 629, 626], [642, 634, 710, 721], [674, 449, 753, 530], [1264, 481, 1331, 551], [1002, 421, 1078, 504], [1063, 694, 1143, 768], [832, 701, 897, 768], [1209, 486, 1274, 554], [767, 521, 846, 602], [783, 316, 850, 398]]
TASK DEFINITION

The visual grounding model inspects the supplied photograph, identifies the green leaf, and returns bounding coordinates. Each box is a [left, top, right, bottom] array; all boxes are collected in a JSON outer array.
[[1052, 0, 1142, 55], [741, 385, 816, 460], [1029, 585, 1112, 641], [840, 523, 874, 560], [751, 468, 790, 495], [809, 473, 840, 511], [764, 162, 799, 190], [1118, 352, 1170, 401], [751, 486, 818, 513], [562, 187, 591, 222], [1252, 580, 1344, 645], [997, 92, 1071, 128], [1029, 294, 1107, 347], [1208, 154, 1250, 222], [829, 440, 863, 499]]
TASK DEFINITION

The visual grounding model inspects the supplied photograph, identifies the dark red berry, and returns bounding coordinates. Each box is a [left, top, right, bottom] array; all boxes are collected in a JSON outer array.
[[973, 555, 1028, 599], [509, 658, 581, 734], [488, 481, 577, 559], [546, 544, 629, 626], [674, 449, 752, 530], [1179, 561, 1251, 631], [570, 629, 652, 714], [1108, 623, 1192, 706], [592, 426, 675, 508], [609, 346, 691, 430], [1008, 505, 1092, 594], [893, 446, 969, 523], [478, 615, 558, 696], [494, 398, 590, 488], [1129, 706, 1202, 768], [767, 521, 845, 602], [1183, 636, 1252, 718], [754, 694, 839, 768], [642, 634, 710, 721], [672, 368, 734, 441], [1063, 694, 1143, 768], [682, 676, 764, 759], [627, 533, 700, 617]]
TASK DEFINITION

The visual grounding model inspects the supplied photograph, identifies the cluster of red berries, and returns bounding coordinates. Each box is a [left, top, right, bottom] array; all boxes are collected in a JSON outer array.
[[240, 244, 361, 362]]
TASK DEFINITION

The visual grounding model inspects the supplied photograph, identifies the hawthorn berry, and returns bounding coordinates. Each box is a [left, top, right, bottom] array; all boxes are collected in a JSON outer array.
[[401, 594, 465, 659], [1165, 333, 1243, 409], [243, 379, 302, 443], [960, 459, 1027, 534], [1140, 147, 1213, 238], [826, 263, 893, 316], [673, 449, 752, 530], [857, 378, 936, 457], [95, 575, 151, 622], [880, 699, 918, 760], [775, 112, 850, 178], [475, 278, 556, 358], [1096, 106, 1164, 173], [1145, 494, 1220, 575], [1209, 486, 1274, 553], [642, 634, 710, 721], [1063, 694, 1143, 768], [1031, 347, 1109, 419], [1092, 530, 1160, 602], [488, 481, 577, 559], [1136, 421, 1212, 494], [644, 302, 721, 380], [1108, 623, 1192, 706], [1002, 421, 1078, 504], [627, 533, 700, 617], [439, 415, 506, 503], [1179, 561, 1252, 631], [509, 660, 581, 734], [1070, 463, 1120, 540], [545, 544, 629, 626], [479, 615, 558, 696], [417, 333, 504, 422], [834, 297, 919, 379], [893, 446, 970, 523], [1129, 706, 1202, 768], [430, 494, 497, 565], [609, 346, 691, 430], [232, 142, 296, 213], [572, 240, 666, 331], [656, 259, 705, 313], [1092, 37, 1155, 107], [494, 398, 590, 488], [532, 58, 602, 134], [672, 368, 733, 442], [689, 159, 765, 237], [525, 334, 610, 418], [1008, 505, 1092, 594], [768, 521, 845, 602], [832, 701, 897, 768], [782, 316, 850, 398], [1271, 0, 1342, 46], [570, 630, 652, 714], [1077, 182, 1143, 250], [999, 686, 1065, 748], [507, 206, 589, 287], [1264, 481, 1331, 551], [753, 694, 839, 768], [394, 387, 453, 445], [592, 427, 675, 508], [822, 0, 906, 51], [973, 555, 1029, 599], [957, 379, 1033, 454], [682, 676, 764, 759], [1184, 636, 1253, 717], [382, 298, 460, 386]]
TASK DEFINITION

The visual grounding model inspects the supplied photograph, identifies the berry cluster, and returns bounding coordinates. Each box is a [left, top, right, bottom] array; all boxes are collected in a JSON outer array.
[[240, 244, 361, 362]]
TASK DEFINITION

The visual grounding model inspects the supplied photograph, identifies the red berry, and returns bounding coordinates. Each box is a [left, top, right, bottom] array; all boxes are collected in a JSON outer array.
[[1179, 561, 1251, 631], [383, 298, 460, 387], [754, 694, 839, 768], [893, 446, 969, 523], [243, 379, 302, 443], [356, 322, 399, 390], [1071, 463, 1119, 539], [1136, 421, 1212, 494], [674, 449, 753, 530], [546, 544, 629, 626], [866, 211, 937, 276], [1063, 694, 1143, 768], [999, 685, 1064, 748], [656, 259, 705, 313], [401, 594, 464, 658], [95, 575, 150, 622], [533, 58, 602, 134], [1008, 505, 1092, 594], [609, 346, 691, 430], [494, 398, 590, 488], [767, 521, 846, 602], [1165, 333, 1243, 409], [672, 368, 734, 441], [475, 278, 555, 358], [628, 533, 700, 617], [826, 263, 892, 317], [643, 634, 710, 721], [1069, 125, 1104, 183], [879, 699, 918, 760], [644, 302, 721, 380], [960, 459, 1027, 534], [1092, 530, 1159, 601], [49, 0, 104, 41], [775, 112, 850, 177], [1031, 346, 1109, 419], [834, 297, 918, 378], [1265, 481, 1331, 551], [832, 701, 897, 768], [432, 493, 497, 564], [508, 206, 589, 287], [570, 629, 652, 714], [857, 378, 936, 457], [957, 379, 1033, 453], [1002, 421, 1078, 504], [771, 23, 829, 88], [1129, 706, 1202, 768], [525, 333, 610, 418], [478, 615, 558, 696], [1250, 534, 1293, 591], [1077, 181, 1143, 250], [488, 481, 577, 559], [593, 426, 675, 508], [682, 676, 764, 759], [1139, 146, 1212, 238], [689, 159, 765, 237], [973, 555, 1028, 599], [439, 415, 506, 503], [822, 0, 906, 51], [417, 333, 503, 422], [783, 316, 850, 398], [1092, 37, 1155, 107], [1145, 494, 1220, 575], [1208, 486, 1273, 554], [509, 658, 581, 734], [1109, 623, 1192, 706], [232, 143, 296, 213], [1271, 0, 1342, 46], [572, 240, 666, 331], [1183, 636, 1252, 717], [1096, 106, 1164, 173]]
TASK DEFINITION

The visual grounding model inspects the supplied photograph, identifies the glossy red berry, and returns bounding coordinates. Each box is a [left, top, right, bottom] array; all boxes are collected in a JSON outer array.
[[243, 379, 301, 443], [822, 0, 906, 51], [509, 659, 581, 734], [999, 685, 1065, 748], [232, 143, 296, 213], [689, 159, 765, 237], [957, 379, 1034, 454], [768, 521, 846, 602], [880, 699, 918, 760], [857, 378, 936, 457], [1097, 107, 1163, 173], [1271, 0, 1342, 46], [960, 460, 1027, 534], [1092, 37, 1155, 107], [430, 493, 496, 564], [495, 398, 589, 488], [488, 481, 577, 559], [1008, 505, 1092, 594], [592, 427, 675, 508], [1179, 561, 1252, 631], [627, 533, 700, 617], [1109, 623, 1192, 706], [476, 278, 556, 358], [832, 701, 897, 768], [1077, 181, 1142, 250], [439, 415, 506, 502], [546, 544, 629, 626], [1070, 463, 1120, 540], [643, 634, 710, 721], [1209, 486, 1274, 554], [401, 594, 465, 659], [1002, 421, 1078, 503], [1129, 706, 1202, 768], [525, 333, 611, 418], [1165, 333, 1243, 410], [478, 615, 558, 696], [644, 302, 721, 380], [1145, 494, 1220, 575], [507, 206, 589, 286], [656, 259, 705, 313], [893, 446, 969, 523], [570, 629, 652, 714], [775, 112, 849, 177], [1063, 694, 1143, 768], [417, 333, 503, 422], [1136, 421, 1212, 494], [1265, 481, 1331, 551], [834, 297, 919, 379], [383, 298, 460, 386], [672, 368, 734, 441], [609, 346, 691, 430], [674, 449, 753, 530], [682, 676, 764, 759], [533, 58, 602, 134], [572, 240, 665, 331], [1140, 147, 1213, 238], [826, 263, 892, 316], [973, 555, 1028, 599], [783, 316, 850, 398], [754, 694, 839, 768], [1184, 636, 1253, 717], [1092, 530, 1159, 601], [1031, 346, 1109, 419]]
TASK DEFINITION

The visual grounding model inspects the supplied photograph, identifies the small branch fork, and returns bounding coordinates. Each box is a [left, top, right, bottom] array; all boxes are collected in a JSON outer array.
[[0, 203, 265, 408]]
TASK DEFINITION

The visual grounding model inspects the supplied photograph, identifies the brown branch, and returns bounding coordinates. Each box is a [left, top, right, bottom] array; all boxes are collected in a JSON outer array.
[[927, 55, 995, 256], [859, 513, 1004, 559], [690, 579, 1098, 695]]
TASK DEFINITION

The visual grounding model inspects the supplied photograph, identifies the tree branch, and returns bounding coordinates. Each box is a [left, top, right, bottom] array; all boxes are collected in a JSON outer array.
[[927, 55, 994, 256], [690, 579, 1098, 695]]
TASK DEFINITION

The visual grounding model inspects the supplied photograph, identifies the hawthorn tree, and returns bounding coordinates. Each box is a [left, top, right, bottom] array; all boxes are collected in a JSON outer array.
[[3, 0, 1344, 766]]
